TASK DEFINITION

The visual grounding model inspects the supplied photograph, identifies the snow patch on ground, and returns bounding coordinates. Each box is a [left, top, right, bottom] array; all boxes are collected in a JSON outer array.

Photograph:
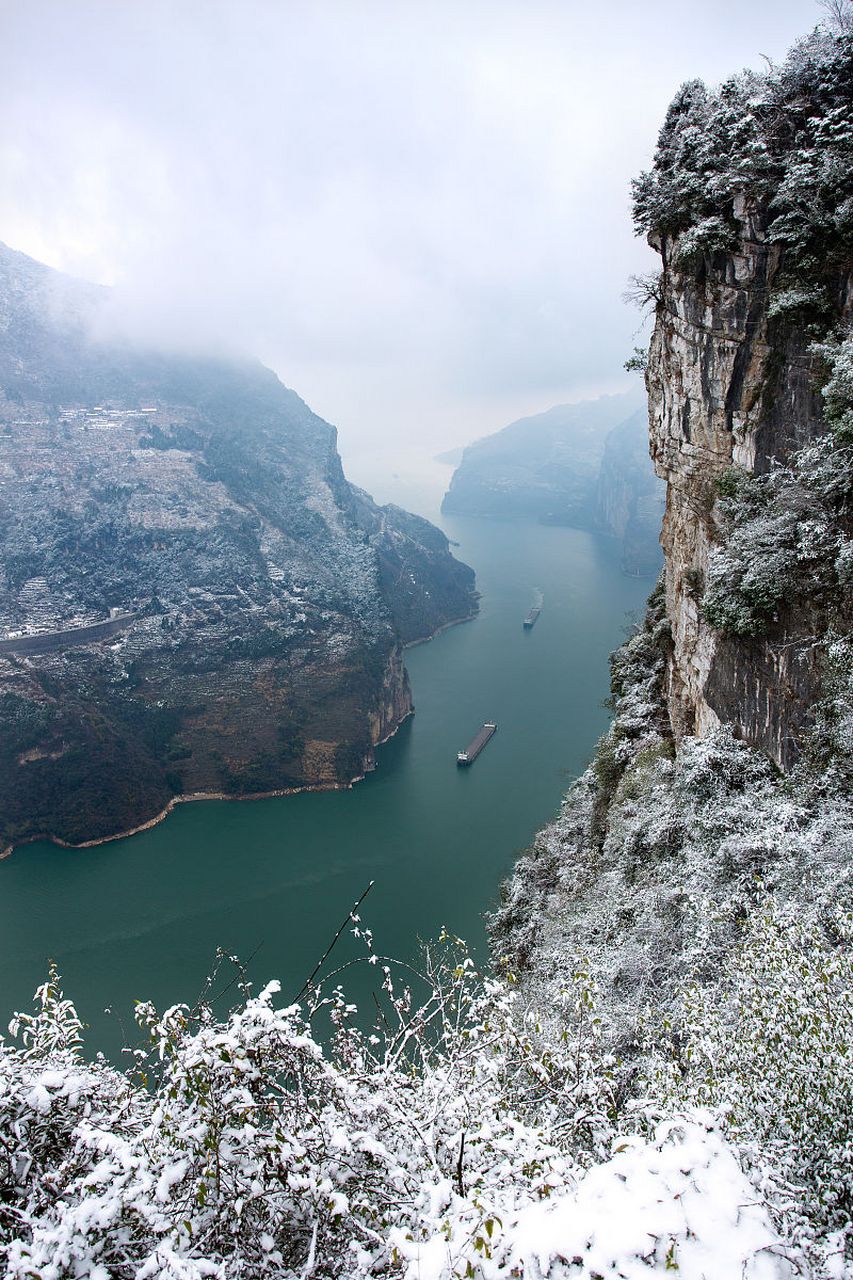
[[392, 1121, 797, 1280]]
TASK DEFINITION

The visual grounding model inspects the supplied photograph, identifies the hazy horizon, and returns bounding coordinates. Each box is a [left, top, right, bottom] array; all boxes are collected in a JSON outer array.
[[2, 0, 822, 464]]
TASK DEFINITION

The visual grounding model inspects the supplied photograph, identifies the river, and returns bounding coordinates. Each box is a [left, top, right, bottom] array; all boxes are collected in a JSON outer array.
[[0, 455, 653, 1058]]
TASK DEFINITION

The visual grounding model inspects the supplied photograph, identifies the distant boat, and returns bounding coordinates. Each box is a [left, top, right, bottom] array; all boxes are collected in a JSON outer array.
[[523, 606, 541, 629], [457, 722, 497, 766]]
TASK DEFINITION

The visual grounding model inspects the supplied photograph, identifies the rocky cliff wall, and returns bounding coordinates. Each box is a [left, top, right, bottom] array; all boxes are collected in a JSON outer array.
[[647, 204, 853, 768], [491, 22, 853, 1180], [632, 26, 853, 772]]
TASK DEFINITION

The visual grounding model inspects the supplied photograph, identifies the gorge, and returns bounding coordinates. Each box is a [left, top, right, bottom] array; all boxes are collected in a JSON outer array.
[[441, 394, 665, 575], [2, 12, 853, 1280]]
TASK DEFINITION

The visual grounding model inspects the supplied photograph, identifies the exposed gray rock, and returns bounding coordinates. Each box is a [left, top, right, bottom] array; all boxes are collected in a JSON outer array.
[[647, 207, 852, 767]]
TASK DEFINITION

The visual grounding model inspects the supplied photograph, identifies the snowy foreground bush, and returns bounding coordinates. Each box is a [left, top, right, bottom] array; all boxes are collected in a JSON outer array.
[[646, 903, 853, 1278], [0, 936, 813, 1280]]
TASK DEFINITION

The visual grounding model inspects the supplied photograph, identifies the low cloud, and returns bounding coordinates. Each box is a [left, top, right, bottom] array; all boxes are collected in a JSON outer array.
[[1, 0, 819, 452]]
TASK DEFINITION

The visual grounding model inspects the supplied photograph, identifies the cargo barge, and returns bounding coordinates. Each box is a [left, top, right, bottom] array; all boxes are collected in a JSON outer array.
[[523, 606, 541, 629], [457, 722, 497, 765]]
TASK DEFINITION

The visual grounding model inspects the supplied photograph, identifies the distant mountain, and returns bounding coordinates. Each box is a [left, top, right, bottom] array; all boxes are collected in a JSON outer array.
[[595, 410, 666, 575], [440, 393, 663, 573], [434, 446, 464, 466], [0, 243, 477, 853]]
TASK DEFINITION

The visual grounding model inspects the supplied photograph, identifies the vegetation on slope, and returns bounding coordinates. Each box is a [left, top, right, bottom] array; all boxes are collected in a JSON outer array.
[[0, 940, 804, 1279], [632, 20, 853, 315]]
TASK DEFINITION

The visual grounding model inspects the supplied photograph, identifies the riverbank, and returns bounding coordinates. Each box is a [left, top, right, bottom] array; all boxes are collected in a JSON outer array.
[[0, 737, 412, 864], [403, 607, 479, 649], [0, 614, 479, 862], [0, 781, 345, 863]]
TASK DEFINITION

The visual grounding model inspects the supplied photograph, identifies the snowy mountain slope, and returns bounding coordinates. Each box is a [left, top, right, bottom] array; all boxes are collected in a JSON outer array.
[[0, 244, 477, 852]]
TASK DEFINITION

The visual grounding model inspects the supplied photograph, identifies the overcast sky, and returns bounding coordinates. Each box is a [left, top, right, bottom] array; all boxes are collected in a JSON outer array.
[[0, 0, 823, 461]]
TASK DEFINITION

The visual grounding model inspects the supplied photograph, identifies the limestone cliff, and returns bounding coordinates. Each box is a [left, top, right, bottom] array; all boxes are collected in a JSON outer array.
[[492, 21, 853, 1053], [637, 29, 853, 770], [645, 208, 849, 765]]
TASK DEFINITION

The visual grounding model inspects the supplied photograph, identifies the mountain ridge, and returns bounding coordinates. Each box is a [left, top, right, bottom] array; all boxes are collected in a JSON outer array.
[[441, 392, 664, 573], [0, 243, 477, 854]]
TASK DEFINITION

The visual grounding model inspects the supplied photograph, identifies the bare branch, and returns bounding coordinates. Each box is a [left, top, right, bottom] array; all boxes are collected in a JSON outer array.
[[623, 272, 663, 314], [817, 0, 853, 33]]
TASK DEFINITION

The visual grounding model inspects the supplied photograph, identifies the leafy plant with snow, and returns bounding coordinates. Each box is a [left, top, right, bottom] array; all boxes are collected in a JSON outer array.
[[0, 944, 807, 1279], [0, 933, 624, 1279], [804, 632, 853, 785], [816, 328, 853, 442], [699, 432, 853, 638], [644, 901, 853, 1274]]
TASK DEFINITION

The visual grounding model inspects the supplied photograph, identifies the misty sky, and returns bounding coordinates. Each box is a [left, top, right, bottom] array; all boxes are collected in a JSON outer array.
[[1, 0, 823, 462]]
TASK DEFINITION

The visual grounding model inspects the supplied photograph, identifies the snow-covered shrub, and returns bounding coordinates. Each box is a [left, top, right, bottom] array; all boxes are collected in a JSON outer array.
[[797, 631, 853, 790], [816, 329, 853, 441], [0, 948, 810, 1280], [492, 695, 853, 1273], [391, 1118, 799, 1280], [0, 936, 629, 1279], [767, 284, 831, 322], [670, 215, 737, 270], [633, 27, 853, 303], [0, 967, 150, 1279], [605, 576, 671, 748], [644, 901, 853, 1272], [701, 435, 853, 637]]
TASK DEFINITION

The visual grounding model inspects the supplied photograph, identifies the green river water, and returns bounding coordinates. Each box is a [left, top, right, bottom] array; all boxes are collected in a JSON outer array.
[[0, 471, 653, 1058]]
